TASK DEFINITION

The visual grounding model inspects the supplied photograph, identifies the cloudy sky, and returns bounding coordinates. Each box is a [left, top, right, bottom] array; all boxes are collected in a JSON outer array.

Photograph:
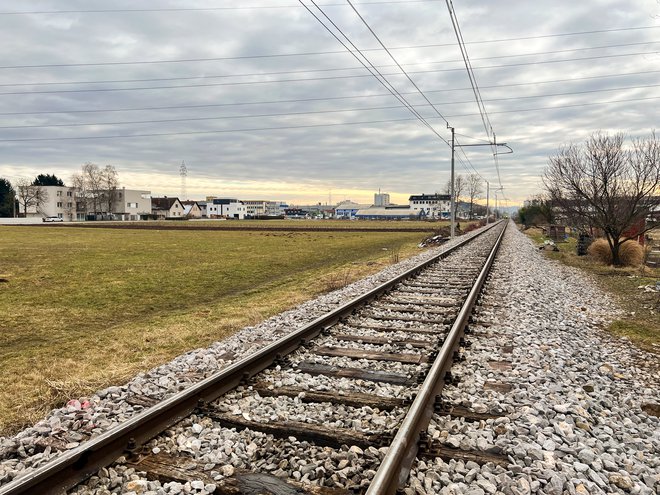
[[0, 0, 658, 206]]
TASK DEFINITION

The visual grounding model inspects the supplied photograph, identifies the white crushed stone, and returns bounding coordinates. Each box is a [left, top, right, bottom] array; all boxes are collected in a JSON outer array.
[[407, 222, 658, 495]]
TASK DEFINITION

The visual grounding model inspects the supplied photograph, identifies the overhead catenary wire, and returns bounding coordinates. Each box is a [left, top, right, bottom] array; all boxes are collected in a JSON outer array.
[[445, 0, 503, 191], [300, 0, 451, 146], [346, 0, 449, 125], [344, 0, 492, 190]]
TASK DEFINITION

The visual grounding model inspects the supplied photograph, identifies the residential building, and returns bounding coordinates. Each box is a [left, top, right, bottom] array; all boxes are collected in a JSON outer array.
[[181, 200, 203, 219], [111, 188, 152, 221], [409, 194, 451, 219], [151, 197, 185, 219], [206, 198, 246, 219], [196, 201, 208, 218], [18, 185, 76, 220]]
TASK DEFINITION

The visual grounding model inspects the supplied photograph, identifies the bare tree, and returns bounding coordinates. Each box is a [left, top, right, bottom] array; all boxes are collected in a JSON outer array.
[[445, 174, 465, 217], [544, 131, 660, 266], [72, 163, 119, 219], [14, 178, 47, 217], [466, 174, 484, 219], [100, 165, 119, 216]]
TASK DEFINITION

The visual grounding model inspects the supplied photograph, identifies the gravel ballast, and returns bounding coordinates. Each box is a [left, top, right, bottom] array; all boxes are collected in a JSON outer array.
[[407, 223, 658, 495]]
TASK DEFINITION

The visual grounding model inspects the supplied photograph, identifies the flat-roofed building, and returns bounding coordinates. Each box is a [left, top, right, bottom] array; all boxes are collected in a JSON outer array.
[[409, 193, 451, 219]]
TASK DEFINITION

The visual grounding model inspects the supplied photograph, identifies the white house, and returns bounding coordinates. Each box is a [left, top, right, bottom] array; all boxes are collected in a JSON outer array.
[[151, 197, 185, 219], [206, 198, 246, 219], [181, 200, 203, 219], [409, 194, 451, 219]]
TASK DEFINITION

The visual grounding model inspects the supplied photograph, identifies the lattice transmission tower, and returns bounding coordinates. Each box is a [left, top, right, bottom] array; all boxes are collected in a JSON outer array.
[[179, 160, 188, 200]]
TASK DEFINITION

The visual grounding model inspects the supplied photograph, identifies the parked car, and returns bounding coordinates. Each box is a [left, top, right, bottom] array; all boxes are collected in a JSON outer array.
[[42, 216, 63, 222]]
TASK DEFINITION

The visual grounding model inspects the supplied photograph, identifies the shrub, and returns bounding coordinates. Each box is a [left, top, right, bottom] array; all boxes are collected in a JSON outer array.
[[587, 238, 644, 266]]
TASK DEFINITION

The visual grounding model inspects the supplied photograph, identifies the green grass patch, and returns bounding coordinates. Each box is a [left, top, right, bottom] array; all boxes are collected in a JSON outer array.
[[0, 226, 427, 434], [522, 226, 659, 355]]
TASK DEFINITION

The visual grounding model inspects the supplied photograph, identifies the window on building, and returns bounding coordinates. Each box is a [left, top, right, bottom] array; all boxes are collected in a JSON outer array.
[[57, 202, 63, 207], [67, 202, 72, 208], [57, 191, 62, 196], [67, 191, 73, 197]]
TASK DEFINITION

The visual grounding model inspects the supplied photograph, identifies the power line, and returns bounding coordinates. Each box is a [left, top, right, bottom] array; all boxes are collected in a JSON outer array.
[[5, 40, 656, 88], [0, 1, 444, 15], [445, 0, 502, 191], [448, 95, 660, 117], [0, 117, 418, 142], [301, 0, 450, 145], [0, 28, 658, 69], [0, 104, 414, 130], [347, 0, 449, 125], [3, 84, 660, 130], [0, 94, 658, 142], [0, 50, 655, 96], [2, 72, 657, 117]]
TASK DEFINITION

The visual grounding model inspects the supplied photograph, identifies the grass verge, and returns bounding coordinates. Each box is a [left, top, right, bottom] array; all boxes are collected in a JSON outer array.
[[0, 226, 426, 435], [522, 226, 659, 354]]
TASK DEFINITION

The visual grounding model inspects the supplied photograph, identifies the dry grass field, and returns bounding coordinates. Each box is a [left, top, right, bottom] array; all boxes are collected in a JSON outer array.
[[52, 218, 452, 231], [0, 225, 428, 435], [524, 226, 659, 354]]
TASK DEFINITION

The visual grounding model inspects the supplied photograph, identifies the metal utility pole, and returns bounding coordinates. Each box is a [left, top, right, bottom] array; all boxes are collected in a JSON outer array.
[[452, 135, 512, 227], [449, 126, 455, 238]]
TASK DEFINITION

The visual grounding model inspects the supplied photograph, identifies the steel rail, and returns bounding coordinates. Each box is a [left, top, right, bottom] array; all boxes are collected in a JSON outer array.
[[366, 221, 507, 495], [0, 222, 502, 495]]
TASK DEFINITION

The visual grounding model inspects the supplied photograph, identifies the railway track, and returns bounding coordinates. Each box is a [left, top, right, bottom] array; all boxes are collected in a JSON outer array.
[[0, 220, 507, 495]]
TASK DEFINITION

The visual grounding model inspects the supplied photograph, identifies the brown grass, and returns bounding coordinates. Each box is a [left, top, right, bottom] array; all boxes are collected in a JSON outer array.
[[587, 238, 644, 266]]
